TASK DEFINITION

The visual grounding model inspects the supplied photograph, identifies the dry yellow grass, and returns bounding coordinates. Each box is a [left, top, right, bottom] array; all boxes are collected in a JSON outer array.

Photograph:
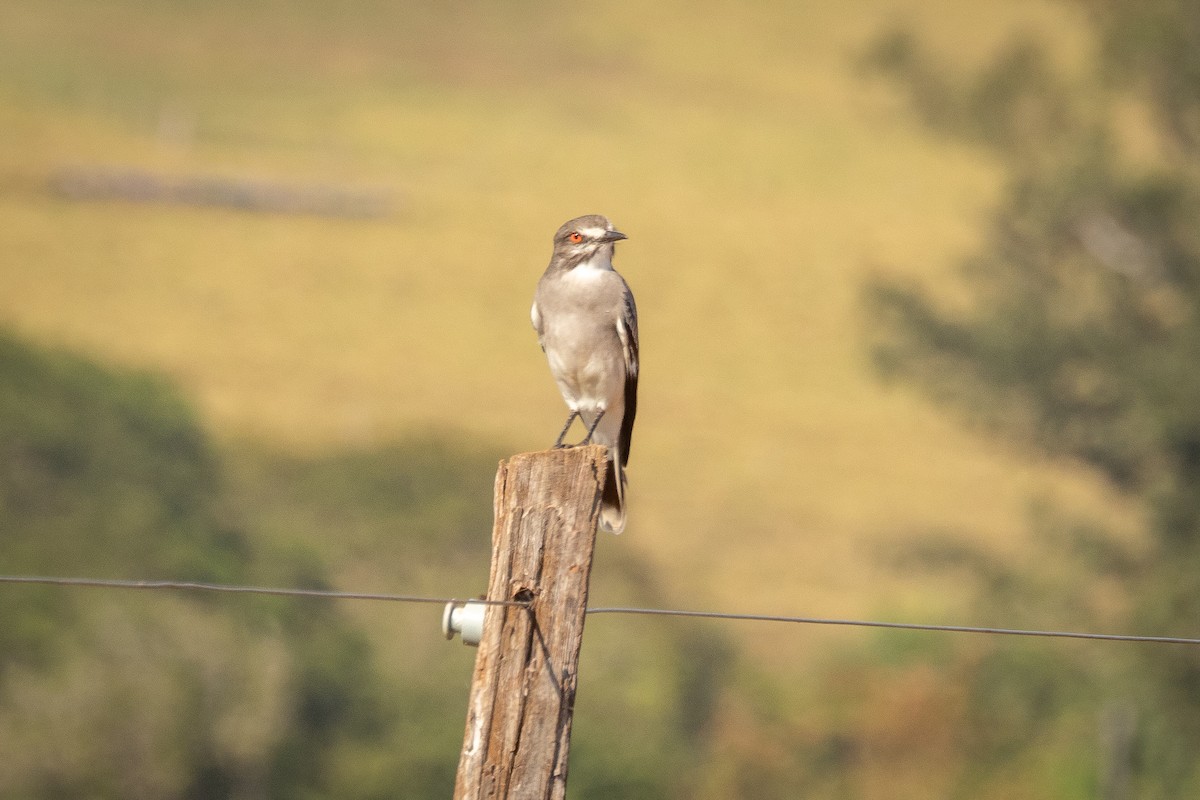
[[0, 0, 1135, 638]]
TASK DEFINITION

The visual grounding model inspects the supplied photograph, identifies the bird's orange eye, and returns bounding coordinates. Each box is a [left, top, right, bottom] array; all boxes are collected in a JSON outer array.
[[569, 232, 583, 243]]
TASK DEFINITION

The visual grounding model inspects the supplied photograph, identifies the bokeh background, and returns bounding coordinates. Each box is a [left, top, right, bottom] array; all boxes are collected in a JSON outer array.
[[3, 0, 1198, 797]]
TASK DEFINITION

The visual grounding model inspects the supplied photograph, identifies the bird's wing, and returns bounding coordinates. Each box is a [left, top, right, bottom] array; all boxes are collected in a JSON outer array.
[[616, 281, 638, 380], [530, 298, 546, 352], [615, 280, 638, 465]]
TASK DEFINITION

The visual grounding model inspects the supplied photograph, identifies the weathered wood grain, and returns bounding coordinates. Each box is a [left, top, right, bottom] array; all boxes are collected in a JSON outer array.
[[454, 446, 606, 800]]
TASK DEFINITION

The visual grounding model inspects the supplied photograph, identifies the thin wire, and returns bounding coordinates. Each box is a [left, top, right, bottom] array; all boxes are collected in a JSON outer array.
[[585, 606, 1200, 645], [3, 574, 1197, 645], [0, 575, 528, 607]]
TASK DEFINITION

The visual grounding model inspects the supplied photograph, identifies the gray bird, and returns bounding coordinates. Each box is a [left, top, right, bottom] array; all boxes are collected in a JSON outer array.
[[531, 214, 639, 533]]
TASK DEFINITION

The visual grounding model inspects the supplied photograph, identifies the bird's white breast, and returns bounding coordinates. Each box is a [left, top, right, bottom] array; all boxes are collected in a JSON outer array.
[[542, 285, 623, 409]]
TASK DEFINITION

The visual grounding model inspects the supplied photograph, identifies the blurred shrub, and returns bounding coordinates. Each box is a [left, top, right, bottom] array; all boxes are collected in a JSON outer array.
[[862, 0, 1200, 794], [0, 330, 394, 799]]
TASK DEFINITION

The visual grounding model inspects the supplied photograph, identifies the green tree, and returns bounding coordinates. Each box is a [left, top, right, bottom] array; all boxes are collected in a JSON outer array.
[[0, 330, 394, 799], [864, 0, 1200, 795]]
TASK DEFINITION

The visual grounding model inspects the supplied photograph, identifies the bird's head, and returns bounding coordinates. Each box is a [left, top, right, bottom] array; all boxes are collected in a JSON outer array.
[[552, 214, 627, 267]]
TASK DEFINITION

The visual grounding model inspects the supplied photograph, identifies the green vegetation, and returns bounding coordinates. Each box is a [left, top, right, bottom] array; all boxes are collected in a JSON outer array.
[[865, 0, 1200, 794], [0, 330, 394, 798], [2, 0, 1195, 796]]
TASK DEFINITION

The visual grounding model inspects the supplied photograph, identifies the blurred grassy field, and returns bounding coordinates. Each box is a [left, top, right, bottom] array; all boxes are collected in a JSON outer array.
[[0, 0, 1134, 637]]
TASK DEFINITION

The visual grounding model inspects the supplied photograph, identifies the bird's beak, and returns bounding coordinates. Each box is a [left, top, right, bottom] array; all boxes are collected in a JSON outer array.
[[602, 230, 628, 242]]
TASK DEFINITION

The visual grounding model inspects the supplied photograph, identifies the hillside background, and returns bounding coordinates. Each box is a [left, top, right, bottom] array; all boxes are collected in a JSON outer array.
[[0, 0, 1175, 797]]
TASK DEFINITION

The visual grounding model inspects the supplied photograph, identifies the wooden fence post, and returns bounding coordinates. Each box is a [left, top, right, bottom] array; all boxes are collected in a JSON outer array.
[[453, 445, 607, 800]]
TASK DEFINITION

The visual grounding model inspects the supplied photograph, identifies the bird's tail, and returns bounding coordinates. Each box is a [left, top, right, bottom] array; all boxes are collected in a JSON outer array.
[[599, 452, 626, 534]]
